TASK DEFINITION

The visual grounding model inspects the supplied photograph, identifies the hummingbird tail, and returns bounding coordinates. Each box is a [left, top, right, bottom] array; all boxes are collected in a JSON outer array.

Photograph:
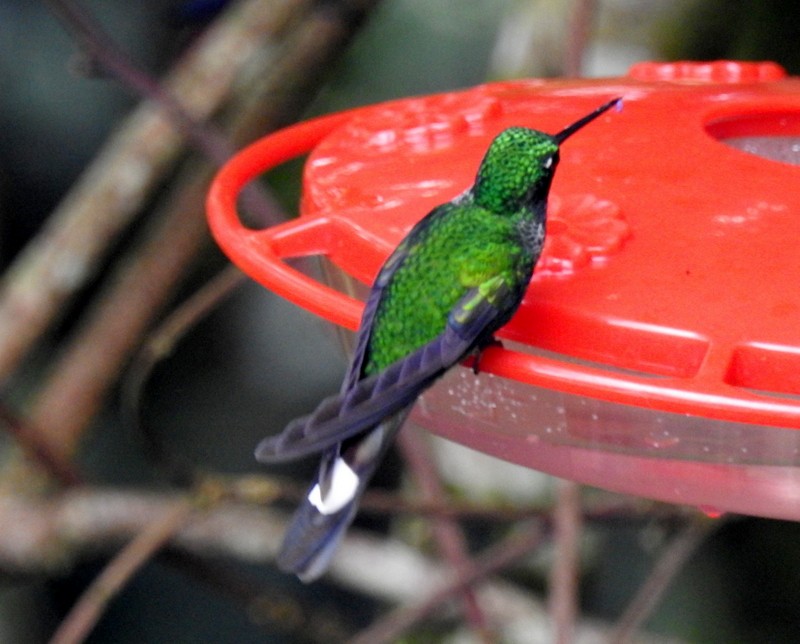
[[276, 490, 359, 582], [276, 412, 408, 582]]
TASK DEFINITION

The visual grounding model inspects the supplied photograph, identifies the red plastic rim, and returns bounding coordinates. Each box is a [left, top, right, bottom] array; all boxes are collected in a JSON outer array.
[[207, 63, 800, 431]]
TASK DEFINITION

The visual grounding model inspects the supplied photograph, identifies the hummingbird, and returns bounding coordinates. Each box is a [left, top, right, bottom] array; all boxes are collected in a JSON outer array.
[[256, 97, 622, 581]]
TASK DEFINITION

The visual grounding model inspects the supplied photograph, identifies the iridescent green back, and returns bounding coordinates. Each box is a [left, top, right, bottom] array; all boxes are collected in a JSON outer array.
[[363, 126, 559, 375], [363, 202, 527, 373]]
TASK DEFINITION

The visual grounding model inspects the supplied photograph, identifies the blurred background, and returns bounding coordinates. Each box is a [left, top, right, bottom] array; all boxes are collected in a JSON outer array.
[[2, 1, 800, 642]]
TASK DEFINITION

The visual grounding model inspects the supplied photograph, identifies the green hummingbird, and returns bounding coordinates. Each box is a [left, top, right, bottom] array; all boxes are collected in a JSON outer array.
[[256, 97, 621, 581]]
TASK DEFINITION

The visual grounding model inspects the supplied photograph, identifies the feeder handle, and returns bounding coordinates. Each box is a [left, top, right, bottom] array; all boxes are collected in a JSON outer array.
[[206, 109, 376, 331]]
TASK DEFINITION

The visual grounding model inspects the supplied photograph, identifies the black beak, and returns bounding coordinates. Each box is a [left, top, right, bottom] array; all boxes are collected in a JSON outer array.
[[554, 96, 622, 144]]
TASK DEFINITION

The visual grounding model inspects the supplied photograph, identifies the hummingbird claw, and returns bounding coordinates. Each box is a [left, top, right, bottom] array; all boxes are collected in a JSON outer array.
[[471, 337, 503, 375]]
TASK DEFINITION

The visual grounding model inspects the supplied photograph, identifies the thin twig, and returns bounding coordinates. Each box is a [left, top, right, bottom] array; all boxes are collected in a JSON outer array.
[[0, 489, 288, 575], [0, 476, 683, 575], [0, 0, 292, 385], [120, 265, 246, 461], [29, 165, 216, 456], [548, 479, 582, 644], [49, 500, 194, 644], [398, 425, 492, 641], [45, 0, 240, 166], [348, 522, 545, 644], [132, 266, 245, 380], [608, 515, 722, 644], [0, 484, 673, 643], [29, 0, 383, 459], [211, 470, 694, 530], [42, 0, 285, 220], [0, 403, 82, 486]]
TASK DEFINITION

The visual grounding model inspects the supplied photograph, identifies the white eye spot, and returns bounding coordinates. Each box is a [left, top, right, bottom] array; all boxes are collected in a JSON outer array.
[[543, 156, 554, 169]]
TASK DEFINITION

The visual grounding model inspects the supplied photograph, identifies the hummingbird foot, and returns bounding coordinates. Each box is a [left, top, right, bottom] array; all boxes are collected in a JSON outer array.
[[471, 337, 503, 375]]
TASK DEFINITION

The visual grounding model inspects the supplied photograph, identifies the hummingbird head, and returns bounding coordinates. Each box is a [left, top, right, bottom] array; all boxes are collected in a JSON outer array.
[[473, 97, 621, 216], [473, 127, 560, 216]]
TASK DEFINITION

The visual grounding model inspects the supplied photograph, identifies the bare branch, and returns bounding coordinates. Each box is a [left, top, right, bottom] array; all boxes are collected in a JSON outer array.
[[49, 500, 193, 644], [0, 403, 82, 486], [0, 488, 283, 574], [43, 0, 288, 220], [398, 425, 491, 640], [0, 484, 687, 642], [131, 266, 245, 380], [0, 476, 688, 574], [549, 480, 582, 644], [44, 0, 251, 165], [29, 167, 216, 457], [120, 265, 246, 449], [0, 0, 296, 384], [28, 0, 384, 459], [609, 515, 722, 643], [347, 522, 546, 644]]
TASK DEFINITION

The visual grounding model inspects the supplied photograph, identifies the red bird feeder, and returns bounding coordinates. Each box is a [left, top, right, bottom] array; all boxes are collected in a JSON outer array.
[[207, 61, 800, 520]]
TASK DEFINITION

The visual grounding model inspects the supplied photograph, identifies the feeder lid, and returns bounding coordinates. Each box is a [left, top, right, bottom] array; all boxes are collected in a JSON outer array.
[[207, 60, 800, 431]]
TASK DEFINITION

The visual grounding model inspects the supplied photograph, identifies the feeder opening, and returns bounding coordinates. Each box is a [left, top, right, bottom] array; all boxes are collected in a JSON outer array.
[[706, 111, 800, 165]]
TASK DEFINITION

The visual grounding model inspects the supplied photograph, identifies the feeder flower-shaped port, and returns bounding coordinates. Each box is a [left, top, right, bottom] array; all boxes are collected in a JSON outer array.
[[536, 193, 630, 277]]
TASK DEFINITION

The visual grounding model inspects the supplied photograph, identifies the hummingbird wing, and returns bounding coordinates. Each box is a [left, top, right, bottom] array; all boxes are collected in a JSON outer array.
[[340, 205, 442, 394], [339, 234, 410, 394], [255, 274, 513, 463]]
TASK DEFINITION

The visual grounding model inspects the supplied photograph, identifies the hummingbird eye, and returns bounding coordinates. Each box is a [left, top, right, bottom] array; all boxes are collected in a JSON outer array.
[[543, 156, 554, 169]]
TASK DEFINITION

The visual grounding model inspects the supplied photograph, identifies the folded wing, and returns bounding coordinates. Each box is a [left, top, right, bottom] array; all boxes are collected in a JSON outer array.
[[255, 278, 511, 463]]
